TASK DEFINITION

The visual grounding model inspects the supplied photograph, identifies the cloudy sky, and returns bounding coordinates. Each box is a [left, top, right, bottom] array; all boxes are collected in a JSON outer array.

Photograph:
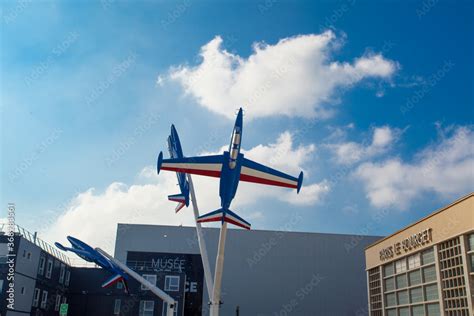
[[1, 0, 473, 252]]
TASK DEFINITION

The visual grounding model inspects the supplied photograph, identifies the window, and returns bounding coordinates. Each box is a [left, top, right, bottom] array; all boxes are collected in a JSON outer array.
[[32, 288, 40, 307], [27, 252, 31, 260], [162, 302, 178, 316], [117, 281, 123, 289], [55, 295, 61, 311], [384, 263, 394, 277], [397, 290, 409, 305], [423, 266, 436, 283], [38, 257, 45, 275], [59, 264, 66, 284], [40, 290, 48, 309], [412, 304, 424, 316], [425, 284, 438, 301], [410, 287, 423, 303], [470, 253, 474, 272], [65, 270, 70, 286], [395, 259, 407, 273], [141, 274, 157, 290], [396, 274, 407, 289], [468, 234, 474, 251], [114, 299, 121, 315], [408, 253, 421, 270], [426, 303, 440, 316], [385, 293, 396, 307], [384, 277, 395, 291], [46, 259, 53, 279], [409, 270, 422, 286], [399, 307, 409, 316], [164, 275, 180, 292], [0, 280, 3, 293], [139, 300, 154, 316], [385, 308, 396, 316], [422, 248, 434, 264]]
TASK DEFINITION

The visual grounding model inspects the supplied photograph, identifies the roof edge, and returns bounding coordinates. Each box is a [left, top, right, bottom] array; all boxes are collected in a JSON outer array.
[[365, 192, 474, 250]]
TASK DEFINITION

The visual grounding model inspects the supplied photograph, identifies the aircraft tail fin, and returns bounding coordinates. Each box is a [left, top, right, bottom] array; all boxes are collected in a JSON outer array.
[[197, 208, 251, 230], [54, 242, 69, 252], [102, 274, 124, 289], [168, 193, 188, 213]]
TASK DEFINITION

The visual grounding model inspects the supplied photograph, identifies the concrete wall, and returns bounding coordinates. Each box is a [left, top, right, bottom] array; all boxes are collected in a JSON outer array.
[[115, 224, 381, 316]]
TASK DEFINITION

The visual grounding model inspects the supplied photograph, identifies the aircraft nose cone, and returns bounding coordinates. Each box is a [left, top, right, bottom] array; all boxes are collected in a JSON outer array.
[[67, 236, 79, 245]]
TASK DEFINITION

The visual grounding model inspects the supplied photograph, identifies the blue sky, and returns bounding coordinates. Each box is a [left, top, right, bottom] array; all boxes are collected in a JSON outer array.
[[1, 0, 473, 248]]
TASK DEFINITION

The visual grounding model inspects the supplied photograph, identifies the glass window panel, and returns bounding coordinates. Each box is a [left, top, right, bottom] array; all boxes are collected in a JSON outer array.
[[395, 259, 407, 273], [423, 266, 436, 283], [385, 293, 396, 307], [399, 307, 410, 316], [385, 277, 395, 291], [397, 290, 409, 305], [409, 270, 422, 286], [422, 248, 434, 264], [468, 234, 474, 251], [426, 303, 440, 316], [386, 309, 396, 316], [425, 284, 438, 301], [384, 263, 394, 277], [408, 253, 421, 270], [396, 274, 408, 289], [412, 305, 425, 316], [470, 253, 474, 273], [410, 287, 423, 303]]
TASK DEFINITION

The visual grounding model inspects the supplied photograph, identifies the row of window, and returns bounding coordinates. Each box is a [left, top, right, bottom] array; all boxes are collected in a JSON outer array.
[[385, 284, 439, 307], [141, 274, 180, 292], [32, 288, 66, 311], [384, 249, 435, 277], [38, 256, 70, 285], [384, 265, 437, 292], [386, 303, 440, 316], [113, 299, 178, 316]]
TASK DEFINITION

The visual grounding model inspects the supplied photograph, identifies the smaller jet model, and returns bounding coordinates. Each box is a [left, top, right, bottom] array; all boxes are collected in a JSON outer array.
[[55, 236, 129, 293], [157, 108, 303, 230], [166, 124, 190, 212]]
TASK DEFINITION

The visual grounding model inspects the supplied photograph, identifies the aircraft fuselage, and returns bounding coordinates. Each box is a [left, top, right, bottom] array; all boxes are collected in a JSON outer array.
[[219, 109, 244, 210]]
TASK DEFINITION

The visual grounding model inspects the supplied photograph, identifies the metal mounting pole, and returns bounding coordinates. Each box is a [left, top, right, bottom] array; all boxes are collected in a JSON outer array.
[[96, 248, 176, 316], [210, 222, 228, 316], [187, 174, 214, 299]]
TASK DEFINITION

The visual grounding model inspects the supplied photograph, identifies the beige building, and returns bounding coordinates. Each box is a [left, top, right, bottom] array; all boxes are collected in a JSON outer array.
[[365, 193, 474, 316]]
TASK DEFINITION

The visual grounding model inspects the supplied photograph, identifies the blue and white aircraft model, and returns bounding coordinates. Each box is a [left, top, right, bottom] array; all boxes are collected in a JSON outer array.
[[55, 236, 130, 293], [166, 124, 190, 213], [157, 108, 304, 230]]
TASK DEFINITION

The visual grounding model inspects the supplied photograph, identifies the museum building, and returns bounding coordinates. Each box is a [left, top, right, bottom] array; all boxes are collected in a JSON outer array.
[[365, 193, 474, 316]]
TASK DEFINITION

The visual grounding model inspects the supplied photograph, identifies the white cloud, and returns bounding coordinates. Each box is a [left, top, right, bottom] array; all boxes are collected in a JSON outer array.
[[354, 126, 474, 209], [328, 126, 401, 165], [164, 32, 398, 119], [42, 132, 328, 253]]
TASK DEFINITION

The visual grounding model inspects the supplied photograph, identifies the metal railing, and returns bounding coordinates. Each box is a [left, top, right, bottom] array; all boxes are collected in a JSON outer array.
[[0, 224, 72, 266]]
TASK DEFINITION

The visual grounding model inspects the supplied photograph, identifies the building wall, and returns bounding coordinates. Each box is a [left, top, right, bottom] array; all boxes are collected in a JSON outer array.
[[365, 193, 474, 316], [115, 224, 382, 316], [0, 234, 72, 316]]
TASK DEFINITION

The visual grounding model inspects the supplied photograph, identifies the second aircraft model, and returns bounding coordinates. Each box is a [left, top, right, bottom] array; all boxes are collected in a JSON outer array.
[[157, 108, 303, 230]]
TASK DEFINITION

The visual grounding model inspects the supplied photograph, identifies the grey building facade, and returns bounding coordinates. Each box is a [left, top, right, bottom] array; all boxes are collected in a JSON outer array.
[[0, 227, 72, 316], [114, 224, 382, 316]]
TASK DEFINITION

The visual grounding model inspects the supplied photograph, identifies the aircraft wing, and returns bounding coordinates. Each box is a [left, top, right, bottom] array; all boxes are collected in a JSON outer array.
[[157, 152, 223, 178], [240, 157, 304, 192]]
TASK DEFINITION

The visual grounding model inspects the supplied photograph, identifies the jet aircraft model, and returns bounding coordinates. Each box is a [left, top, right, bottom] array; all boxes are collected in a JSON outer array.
[[157, 108, 303, 230], [55, 236, 130, 293], [166, 124, 190, 212]]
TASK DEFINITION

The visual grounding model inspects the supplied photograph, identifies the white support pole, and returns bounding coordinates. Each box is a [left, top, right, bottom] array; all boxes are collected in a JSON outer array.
[[187, 174, 214, 299], [210, 222, 228, 316], [96, 248, 176, 316]]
